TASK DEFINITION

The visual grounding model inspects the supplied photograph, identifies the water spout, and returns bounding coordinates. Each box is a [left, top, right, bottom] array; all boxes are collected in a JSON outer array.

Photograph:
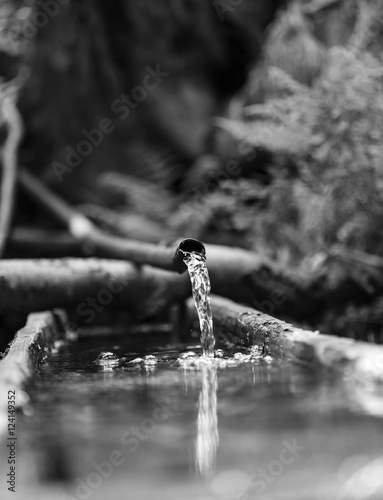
[[175, 238, 215, 357], [173, 238, 206, 272]]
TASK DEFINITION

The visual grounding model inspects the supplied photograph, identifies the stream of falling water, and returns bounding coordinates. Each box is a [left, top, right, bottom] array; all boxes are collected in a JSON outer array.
[[182, 251, 215, 357]]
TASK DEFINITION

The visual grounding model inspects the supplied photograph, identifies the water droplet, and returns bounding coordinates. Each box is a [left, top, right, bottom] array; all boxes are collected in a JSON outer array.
[[214, 349, 224, 358], [95, 352, 119, 366], [250, 352, 262, 361], [234, 352, 253, 363]]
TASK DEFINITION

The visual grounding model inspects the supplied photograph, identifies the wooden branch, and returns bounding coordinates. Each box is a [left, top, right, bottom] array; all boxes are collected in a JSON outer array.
[[18, 168, 186, 273], [0, 258, 191, 316], [6, 228, 305, 315], [193, 295, 383, 386], [7, 228, 383, 324], [8, 228, 86, 258], [0, 96, 23, 257]]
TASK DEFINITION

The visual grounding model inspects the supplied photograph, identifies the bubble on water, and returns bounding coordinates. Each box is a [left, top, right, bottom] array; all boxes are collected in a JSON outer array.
[[179, 351, 198, 360], [234, 352, 252, 361], [175, 349, 270, 371], [179, 360, 199, 371], [143, 355, 158, 366], [129, 357, 144, 365], [95, 352, 119, 366], [250, 349, 262, 360], [232, 352, 254, 364], [218, 360, 229, 369], [199, 355, 216, 366], [217, 358, 239, 369]]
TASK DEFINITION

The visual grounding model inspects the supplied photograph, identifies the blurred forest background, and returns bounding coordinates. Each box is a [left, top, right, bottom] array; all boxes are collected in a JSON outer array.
[[1, 0, 383, 340]]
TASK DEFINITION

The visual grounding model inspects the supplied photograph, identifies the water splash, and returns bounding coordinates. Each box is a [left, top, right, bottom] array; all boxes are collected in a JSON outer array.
[[182, 251, 215, 357]]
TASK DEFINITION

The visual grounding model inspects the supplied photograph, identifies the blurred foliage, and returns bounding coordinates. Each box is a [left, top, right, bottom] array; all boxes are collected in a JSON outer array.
[[3, 0, 380, 273], [167, 0, 383, 338], [171, 0, 383, 267]]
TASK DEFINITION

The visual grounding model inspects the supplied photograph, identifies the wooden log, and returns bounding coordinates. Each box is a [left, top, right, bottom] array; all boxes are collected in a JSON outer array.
[[6, 229, 306, 317], [191, 295, 383, 386], [0, 258, 191, 317], [6, 229, 383, 325], [0, 310, 68, 420], [7, 228, 87, 258]]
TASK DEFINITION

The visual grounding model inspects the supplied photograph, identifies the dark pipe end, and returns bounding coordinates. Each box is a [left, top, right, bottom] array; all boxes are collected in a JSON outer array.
[[173, 238, 206, 273]]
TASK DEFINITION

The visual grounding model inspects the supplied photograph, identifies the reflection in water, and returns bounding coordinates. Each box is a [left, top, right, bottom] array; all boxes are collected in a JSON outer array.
[[195, 365, 219, 477]]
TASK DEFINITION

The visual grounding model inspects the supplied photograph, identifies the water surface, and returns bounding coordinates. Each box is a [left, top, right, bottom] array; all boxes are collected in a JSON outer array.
[[8, 332, 383, 500]]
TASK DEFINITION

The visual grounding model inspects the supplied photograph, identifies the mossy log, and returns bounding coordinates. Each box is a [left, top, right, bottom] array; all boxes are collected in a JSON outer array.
[[193, 295, 383, 386], [0, 310, 68, 419], [5, 233, 383, 326]]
